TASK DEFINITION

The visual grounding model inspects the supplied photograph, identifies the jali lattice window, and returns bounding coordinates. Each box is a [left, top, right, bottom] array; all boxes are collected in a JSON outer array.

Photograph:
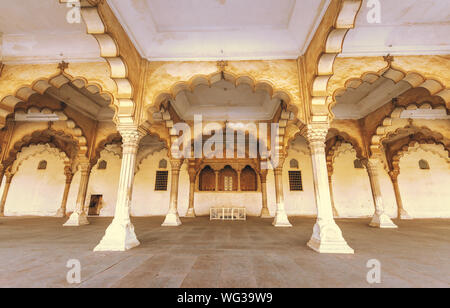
[[289, 171, 303, 191], [224, 176, 233, 191], [155, 171, 169, 191]]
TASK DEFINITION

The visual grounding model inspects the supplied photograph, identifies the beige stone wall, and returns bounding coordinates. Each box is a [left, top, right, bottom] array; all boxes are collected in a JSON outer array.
[[398, 145, 450, 218], [86, 150, 122, 217], [4, 146, 66, 216]]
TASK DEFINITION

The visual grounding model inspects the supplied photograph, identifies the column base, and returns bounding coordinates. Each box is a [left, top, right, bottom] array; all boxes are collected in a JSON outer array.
[[185, 208, 196, 218], [55, 208, 66, 218], [260, 208, 272, 219], [307, 220, 354, 254], [272, 209, 292, 227], [369, 213, 398, 229], [63, 212, 89, 226], [400, 209, 413, 220], [94, 219, 140, 252], [162, 212, 182, 226]]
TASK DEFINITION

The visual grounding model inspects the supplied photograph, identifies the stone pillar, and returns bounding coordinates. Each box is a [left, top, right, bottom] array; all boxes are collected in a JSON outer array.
[[364, 158, 397, 228], [260, 169, 271, 218], [389, 170, 412, 220], [0, 172, 13, 216], [64, 160, 91, 226], [327, 173, 339, 218], [306, 125, 354, 254], [272, 156, 292, 227], [162, 159, 183, 226], [237, 170, 241, 192], [0, 165, 5, 191], [186, 164, 196, 218], [215, 170, 219, 191], [94, 128, 144, 251], [55, 166, 73, 218]]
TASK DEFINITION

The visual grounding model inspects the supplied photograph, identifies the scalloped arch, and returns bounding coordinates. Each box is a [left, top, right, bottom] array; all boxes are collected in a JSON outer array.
[[393, 141, 450, 168], [329, 67, 450, 118], [151, 71, 295, 112], [66, 0, 136, 124], [6, 129, 79, 170], [370, 103, 448, 156], [14, 106, 88, 154], [310, 0, 363, 122], [11, 144, 69, 175], [135, 145, 168, 174], [0, 72, 117, 128]]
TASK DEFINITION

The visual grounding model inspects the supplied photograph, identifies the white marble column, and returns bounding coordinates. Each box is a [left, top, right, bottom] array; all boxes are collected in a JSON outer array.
[[56, 166, 73, 218], [186, 165, 196, 218], [162, 159, 183, 226], [260, 169, 271, 218], [306, 125, 354, 254], [364, 158, 398, 228], [94, 128, 144, 251], [327, 173, 339, 218], [389, 170, 412, 220], [272, 156, 292, 227], [0, 172, 13, 217], [64, 160, 91, 226]]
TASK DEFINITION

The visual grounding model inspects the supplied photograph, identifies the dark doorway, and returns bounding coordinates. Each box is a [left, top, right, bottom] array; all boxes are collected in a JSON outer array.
[[88, 195, 103, 216]]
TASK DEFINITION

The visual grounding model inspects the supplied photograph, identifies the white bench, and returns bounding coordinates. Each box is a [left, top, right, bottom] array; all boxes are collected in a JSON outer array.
[[210, 207, 246, 221]]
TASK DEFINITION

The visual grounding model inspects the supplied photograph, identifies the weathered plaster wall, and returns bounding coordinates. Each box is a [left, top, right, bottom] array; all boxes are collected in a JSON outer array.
[[86, 150, 121, 217], [132, 149, 189, 217], [282, 146, 317, 216], [398, 145, 450, 218], [4, 146, 65, 216], [331, 144, 374, 217]]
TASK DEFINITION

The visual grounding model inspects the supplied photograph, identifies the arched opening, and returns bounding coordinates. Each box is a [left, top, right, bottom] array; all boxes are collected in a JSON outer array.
[[240, 166, 257, 192], [199, 166, 216, 192], [4, 144, 69, 216], [219, 166, 238, 192]]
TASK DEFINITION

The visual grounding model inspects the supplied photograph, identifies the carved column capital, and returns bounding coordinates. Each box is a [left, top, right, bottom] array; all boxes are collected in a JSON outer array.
[[119, 128, 145, 153], [388, 169, 400, 182], [306, 124, 329, 155], [5, 172, 14, 184], [260, 169, 268, 183], [64, 166, 74, 184], [170, 159, 184, 173]]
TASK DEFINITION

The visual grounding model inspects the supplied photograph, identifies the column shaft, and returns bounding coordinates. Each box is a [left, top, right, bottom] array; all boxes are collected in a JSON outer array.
[[260, 171, 271, 218], [64, 161, 91, 226], [186, 167, 196, 217], [56, 174, 73, 218], [328, 174, 339, 217], [94, 128, 143, 251], [365, 159, 397, 228], [0, 173, 13, 216], [272, 158, 292, 227], [306, 125, 353, 254], [389, 171, 412, 220], [162, 159, 183, 226]]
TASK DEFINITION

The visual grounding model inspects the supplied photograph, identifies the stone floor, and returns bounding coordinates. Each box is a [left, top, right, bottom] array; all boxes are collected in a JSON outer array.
[[0, 216, 449, 288]]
